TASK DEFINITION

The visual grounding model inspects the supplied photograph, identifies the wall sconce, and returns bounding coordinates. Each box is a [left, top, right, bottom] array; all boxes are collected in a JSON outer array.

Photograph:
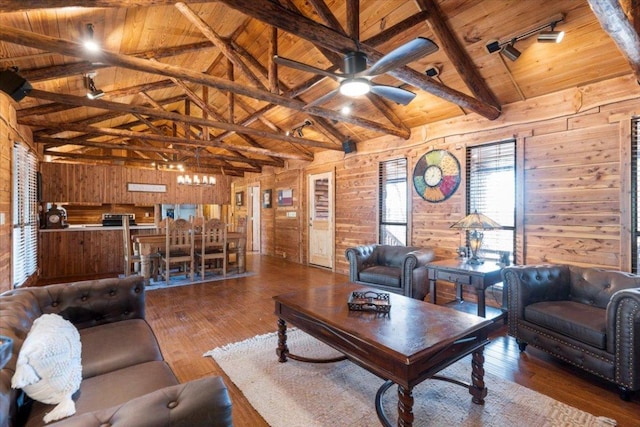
[[486, 14, 565, 62], [85, 72, 104, 99]]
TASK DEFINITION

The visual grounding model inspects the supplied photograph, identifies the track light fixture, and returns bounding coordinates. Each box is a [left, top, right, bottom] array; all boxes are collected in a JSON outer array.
[[501, 40, 521, 62], [84, 23, 100, 52], [486, 14, 565, 61], [287, 119, 313, 137], [85, 72, 104, 99]]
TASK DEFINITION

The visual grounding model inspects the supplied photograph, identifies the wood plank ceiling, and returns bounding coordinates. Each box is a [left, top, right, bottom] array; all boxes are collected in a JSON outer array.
[[0, 0, 638, 177]]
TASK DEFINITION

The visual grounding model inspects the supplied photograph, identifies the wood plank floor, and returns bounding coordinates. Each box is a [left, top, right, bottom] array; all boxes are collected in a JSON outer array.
[[144, 254, 638, 426]]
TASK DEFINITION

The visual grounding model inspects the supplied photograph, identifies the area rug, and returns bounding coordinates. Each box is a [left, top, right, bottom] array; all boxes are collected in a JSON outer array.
[[205, 329, 617, 427], [140, 271, 255, 291]]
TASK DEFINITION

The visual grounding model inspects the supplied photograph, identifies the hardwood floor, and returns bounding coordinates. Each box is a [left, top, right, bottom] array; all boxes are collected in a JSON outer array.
[[144, 254, 638, 426]]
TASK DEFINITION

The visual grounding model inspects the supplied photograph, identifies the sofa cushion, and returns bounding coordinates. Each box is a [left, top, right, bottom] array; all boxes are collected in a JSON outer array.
[[25, 361, 178, 427], [373, 246, 417, 267], [359, 266, 401, 287], [11, 314, 82, 424], [79, 319, 163, 379], [525, 301, 606, 350]]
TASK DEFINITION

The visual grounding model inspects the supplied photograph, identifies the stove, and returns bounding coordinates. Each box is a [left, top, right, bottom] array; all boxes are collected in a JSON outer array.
[[102, 213, 136, 227]]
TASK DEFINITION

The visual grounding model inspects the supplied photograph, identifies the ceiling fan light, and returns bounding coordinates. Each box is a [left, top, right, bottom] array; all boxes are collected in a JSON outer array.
[[339, 78, 370, 97], [537, 30, 564, 43]]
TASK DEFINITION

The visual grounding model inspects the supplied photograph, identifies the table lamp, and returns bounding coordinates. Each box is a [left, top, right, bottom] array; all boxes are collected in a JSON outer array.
[[450, 210, 502, 265]]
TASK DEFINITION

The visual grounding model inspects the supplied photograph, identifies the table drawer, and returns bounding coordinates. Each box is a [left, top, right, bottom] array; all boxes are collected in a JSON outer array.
[[436, 270, 471, 284]]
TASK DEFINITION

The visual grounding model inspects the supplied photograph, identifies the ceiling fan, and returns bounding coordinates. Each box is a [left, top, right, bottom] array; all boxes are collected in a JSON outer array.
[[274, 37, 438, 108]]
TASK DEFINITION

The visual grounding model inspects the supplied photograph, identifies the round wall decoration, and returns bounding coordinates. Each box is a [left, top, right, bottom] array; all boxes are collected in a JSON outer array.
[[413, 149, 461, 202]]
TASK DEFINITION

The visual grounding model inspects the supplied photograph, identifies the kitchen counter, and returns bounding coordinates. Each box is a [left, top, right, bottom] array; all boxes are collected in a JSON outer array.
[[40, 224, 156, 232]]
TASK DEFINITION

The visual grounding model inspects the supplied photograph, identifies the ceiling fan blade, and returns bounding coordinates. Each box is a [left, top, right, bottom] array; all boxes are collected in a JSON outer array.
[[303, 88, 339, 109], [370, 84, 416, 105], [273, 55, 342, 80], [365, 37, 438, 77]]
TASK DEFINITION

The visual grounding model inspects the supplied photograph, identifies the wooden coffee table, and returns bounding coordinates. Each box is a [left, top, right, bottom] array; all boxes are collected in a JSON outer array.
[[273, 283, 493, 427]]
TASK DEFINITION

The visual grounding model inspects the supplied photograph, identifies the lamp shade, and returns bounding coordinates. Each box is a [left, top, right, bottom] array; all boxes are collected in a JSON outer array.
[[450, 211, 502, 230]]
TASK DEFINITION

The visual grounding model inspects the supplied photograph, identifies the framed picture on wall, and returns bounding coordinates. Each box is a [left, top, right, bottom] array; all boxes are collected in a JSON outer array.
[[235, 191, 244, 206], [278, 189, 293, 206], [263, 189, 272, 208]]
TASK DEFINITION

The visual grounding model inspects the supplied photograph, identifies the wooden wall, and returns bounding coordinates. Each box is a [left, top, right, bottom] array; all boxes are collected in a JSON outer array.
[[236, 75, 640, 283], [40, 162, 232, 206]]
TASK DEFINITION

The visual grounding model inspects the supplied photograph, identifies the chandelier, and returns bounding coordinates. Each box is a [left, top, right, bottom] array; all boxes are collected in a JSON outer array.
[[177, 148, 216, 186]]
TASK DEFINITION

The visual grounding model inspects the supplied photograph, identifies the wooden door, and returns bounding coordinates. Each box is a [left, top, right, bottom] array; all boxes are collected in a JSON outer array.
[[248, 185, 261, 252], [308, 171, 334, 268]]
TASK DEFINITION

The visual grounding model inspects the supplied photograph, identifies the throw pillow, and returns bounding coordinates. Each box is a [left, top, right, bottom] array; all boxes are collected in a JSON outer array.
[[11, 313, 82, 424]]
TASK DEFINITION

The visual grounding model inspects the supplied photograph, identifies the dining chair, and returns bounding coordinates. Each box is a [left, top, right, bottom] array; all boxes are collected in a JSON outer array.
[[123, 221, 159, 281], [226, 216, 247, 274], [158, 218, 195, 283], [195, 219, 227, 280]]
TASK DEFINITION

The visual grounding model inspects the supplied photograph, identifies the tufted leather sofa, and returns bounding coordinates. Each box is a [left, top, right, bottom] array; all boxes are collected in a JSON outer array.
[[0, 276, 233, 427], [345, 244, 435, 300], [502, 264, 640, 400]]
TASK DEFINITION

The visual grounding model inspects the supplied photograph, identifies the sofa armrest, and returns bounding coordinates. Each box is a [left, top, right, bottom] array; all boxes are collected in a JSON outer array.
[[606, 287, 640, 390], [18, 276, 146, 330], [345, 245, 378, 282], [48, 376, 233, 427], [403, 249, 435, 270], [502, 264, 571, 336]]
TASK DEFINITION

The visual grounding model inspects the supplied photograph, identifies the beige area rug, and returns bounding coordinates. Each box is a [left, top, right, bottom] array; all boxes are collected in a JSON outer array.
[[205, 329, 617, 427]]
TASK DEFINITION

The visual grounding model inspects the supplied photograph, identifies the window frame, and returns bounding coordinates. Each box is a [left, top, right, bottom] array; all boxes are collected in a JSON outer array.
[[632, 118, 639, 273], [378, 158, 408, 246], [466, 140, 516, 263]]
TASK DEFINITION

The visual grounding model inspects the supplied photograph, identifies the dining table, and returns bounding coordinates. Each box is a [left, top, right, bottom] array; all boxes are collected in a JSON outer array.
[[134, 230, 246, 285]]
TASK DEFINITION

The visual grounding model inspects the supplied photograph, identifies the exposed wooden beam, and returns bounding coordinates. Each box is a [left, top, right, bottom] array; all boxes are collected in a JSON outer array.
[[0, 24, 408, 138], [361, 11, 430, 47], [415, 0, 501, 108], [346, 0, 360, 40], [0, 0, 215, 11], [588, 0, 640, 82], [24, 89, 339, 152], [216, 0, 501, 120], [26, 118, 314, 161]]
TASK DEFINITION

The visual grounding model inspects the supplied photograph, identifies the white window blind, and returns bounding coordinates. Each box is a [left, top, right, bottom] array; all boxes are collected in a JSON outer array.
[[379, 158, 407, 246], [632, 118, 640, 273], [467, 141, 516, 262], [12, 142, 38, 287]]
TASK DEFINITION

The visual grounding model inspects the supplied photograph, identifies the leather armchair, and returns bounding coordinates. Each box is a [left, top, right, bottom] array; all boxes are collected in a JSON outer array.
[[502, 264, 640, 400], [345, 244, 435, 300]]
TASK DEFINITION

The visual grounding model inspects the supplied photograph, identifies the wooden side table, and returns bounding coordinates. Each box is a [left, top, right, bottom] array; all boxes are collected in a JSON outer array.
[[427, 259, 505, 319]]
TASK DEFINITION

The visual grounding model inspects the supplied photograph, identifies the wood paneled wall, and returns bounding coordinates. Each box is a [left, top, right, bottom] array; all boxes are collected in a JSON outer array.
[[40, 162, 232, 206], [239, 75, 640, 279]]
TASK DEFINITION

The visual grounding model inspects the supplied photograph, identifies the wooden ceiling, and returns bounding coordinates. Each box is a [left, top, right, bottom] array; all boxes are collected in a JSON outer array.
[[1, 0, 638, 177]]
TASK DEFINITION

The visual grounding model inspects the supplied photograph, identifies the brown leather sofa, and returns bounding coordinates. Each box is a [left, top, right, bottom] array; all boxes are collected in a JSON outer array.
[[502, 264, 640, 400], [0, 276, 233, 427], [345, 244, 435, 300]]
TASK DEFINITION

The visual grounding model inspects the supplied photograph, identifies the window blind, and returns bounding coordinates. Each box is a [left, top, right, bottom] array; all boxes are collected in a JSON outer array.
[[467, 141, 516, 261], [632, 118, 639, 273], [379, 158, 407, 246], [12, 142, 38, 287]]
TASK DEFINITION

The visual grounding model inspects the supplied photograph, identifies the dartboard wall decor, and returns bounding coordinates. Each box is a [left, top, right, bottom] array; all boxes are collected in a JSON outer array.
[[413, 149, 461, 202]]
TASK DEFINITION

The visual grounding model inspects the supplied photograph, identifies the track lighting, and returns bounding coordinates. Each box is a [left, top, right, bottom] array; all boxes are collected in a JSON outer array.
[[85, 72, 104, 99], [501, 41, 521, 62], [84, 23, 100, 52], [288, 119, 313, 137], [486, 14, 565, 61]]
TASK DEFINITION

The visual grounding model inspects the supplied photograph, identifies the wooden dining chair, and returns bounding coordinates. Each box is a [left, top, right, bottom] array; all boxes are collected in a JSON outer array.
[[123, 221, 159, 281], [226, 216, 247, 274], [195, 219, 227, 280], [158, 218, 195, 283]]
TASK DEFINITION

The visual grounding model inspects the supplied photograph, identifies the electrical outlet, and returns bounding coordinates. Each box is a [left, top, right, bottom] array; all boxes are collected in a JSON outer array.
[[0, 212, 5, 225]]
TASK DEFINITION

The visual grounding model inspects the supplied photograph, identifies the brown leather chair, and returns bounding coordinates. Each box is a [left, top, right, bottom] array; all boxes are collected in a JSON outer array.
[[345, 244, 435, 300], [502, 264, 640, 400]]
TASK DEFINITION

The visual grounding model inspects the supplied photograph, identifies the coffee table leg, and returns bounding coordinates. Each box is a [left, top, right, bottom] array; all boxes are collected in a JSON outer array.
[[469, 347, 488, 404], [276, 318, 289, 362], [398, 385, 415, 427]]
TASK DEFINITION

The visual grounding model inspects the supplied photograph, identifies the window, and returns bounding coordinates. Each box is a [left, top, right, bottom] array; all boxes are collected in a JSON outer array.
[[632, 118, 640, 273], [379, 158, 407, 245], [12, 142, 38, 287], [467, 141, 516, 262]]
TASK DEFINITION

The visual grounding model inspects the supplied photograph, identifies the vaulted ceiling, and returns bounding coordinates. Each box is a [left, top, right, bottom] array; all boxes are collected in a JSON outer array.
[[1, 0, 638, 177]]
